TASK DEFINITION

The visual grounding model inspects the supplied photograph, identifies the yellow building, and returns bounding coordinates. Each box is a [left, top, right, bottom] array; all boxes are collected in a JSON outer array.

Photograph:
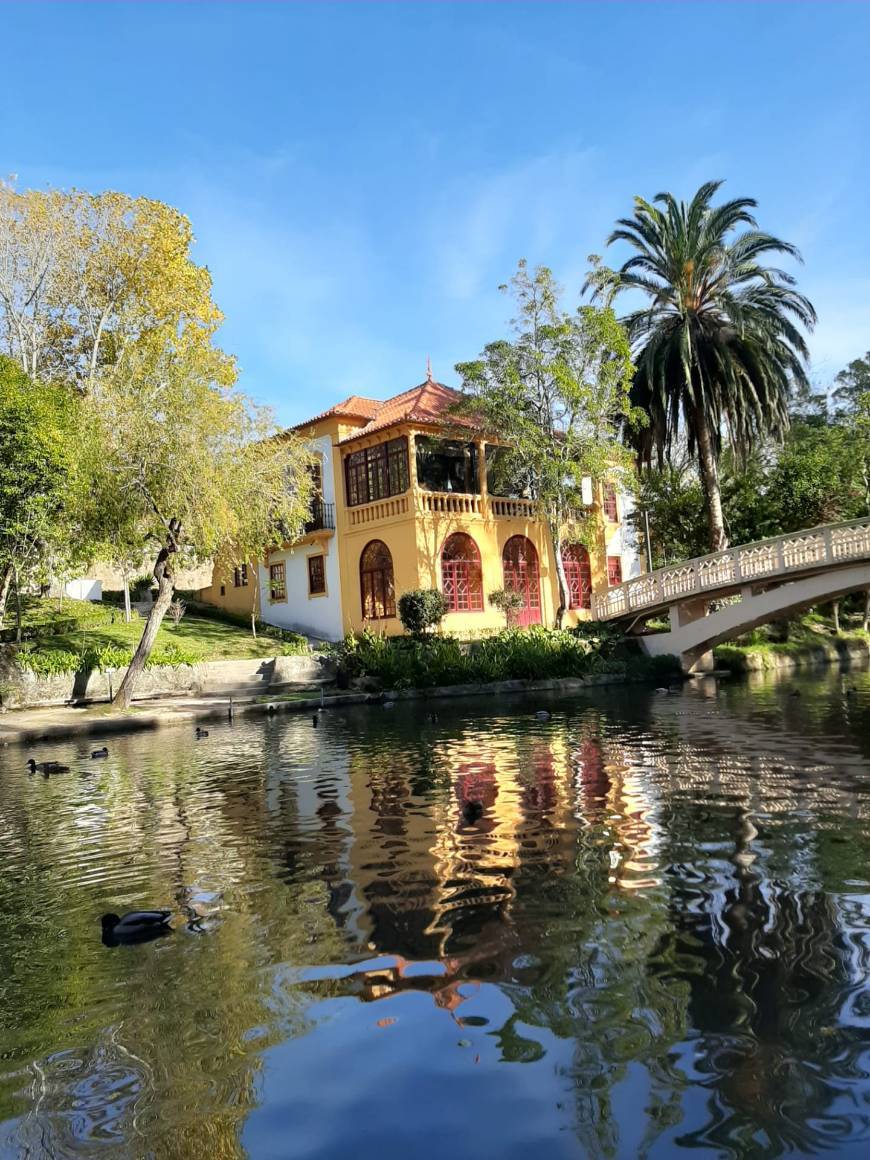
[[199, 372, 642, 640]]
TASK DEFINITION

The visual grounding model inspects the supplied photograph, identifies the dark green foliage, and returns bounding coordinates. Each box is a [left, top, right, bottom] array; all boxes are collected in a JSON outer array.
[[604, 181, 815, 550], [636, 409, 868, 566], [397, 589, 448, 636], [129, 574, 155, 599], [833, 351, 870, 417], [331, 626, 679, 690]]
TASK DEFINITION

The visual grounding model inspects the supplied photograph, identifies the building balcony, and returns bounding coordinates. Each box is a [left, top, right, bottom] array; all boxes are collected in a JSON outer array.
[[304, 500, 336, 534], [346, 488, 541, 528]]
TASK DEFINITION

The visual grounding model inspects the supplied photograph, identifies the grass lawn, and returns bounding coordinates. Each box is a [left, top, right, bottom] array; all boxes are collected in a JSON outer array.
[[3, 596, 308, 666]]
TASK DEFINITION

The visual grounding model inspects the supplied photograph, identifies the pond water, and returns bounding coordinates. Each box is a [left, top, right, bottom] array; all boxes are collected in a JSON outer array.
[[1, 666, 870, 1159]]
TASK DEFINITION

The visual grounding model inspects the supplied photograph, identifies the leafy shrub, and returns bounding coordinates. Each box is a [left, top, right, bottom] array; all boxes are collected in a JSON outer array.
[[331, 624, 681, 690], [81, 644, 134, 672], [16, 646, 83, 675], [130, 574, 155, 600], [398, 589, 447, 636], [489, 588, 524, 628], [147, 642, 198, 668]]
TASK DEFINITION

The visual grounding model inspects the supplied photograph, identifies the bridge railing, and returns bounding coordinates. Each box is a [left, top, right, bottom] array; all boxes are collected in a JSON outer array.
[[593, 517, 870, 621]]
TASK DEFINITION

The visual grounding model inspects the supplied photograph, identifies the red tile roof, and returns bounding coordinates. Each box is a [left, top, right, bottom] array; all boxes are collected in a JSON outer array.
[[289, 395, 380, 430], [337, 380, 476, 444], [289, 378, 478, 444]]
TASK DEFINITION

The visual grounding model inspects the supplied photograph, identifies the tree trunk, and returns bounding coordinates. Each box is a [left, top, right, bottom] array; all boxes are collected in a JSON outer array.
[[549, 517, 569, 629], [113, 520, 181, 709], [694, 409, 727, 553], [0, 562, 12, 628], [863, 590, 869, 634], [13, 565, 22, 644], [831, 600, 841, 635], [122, 572, 132, 623]]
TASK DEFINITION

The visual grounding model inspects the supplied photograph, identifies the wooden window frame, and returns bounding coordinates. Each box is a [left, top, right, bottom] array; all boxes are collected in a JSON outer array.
[[607, 555, 623, 586], [269, 562, 287, 602], [360, 540, 396, 619], [344, 437, 409, 507], [307, 554, 326, 597]]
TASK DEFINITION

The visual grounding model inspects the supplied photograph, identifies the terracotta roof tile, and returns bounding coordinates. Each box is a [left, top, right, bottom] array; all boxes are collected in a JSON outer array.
[[289, 395, 380, 431], [337, 380, 476, 444]]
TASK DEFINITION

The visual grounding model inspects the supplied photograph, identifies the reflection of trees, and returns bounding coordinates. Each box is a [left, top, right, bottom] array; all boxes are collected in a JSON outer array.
[[650, 799, 857, 1156], [2, 676, 869, 1157]]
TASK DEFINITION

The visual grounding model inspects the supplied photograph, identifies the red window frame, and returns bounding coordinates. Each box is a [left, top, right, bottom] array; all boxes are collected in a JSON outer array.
[[360, 540, 396, 619], [603, 483, 618, 522], [502, 535, 542, 626], [441, 533, 483, 612], [308, 555, 326, 595], [607, 556, 623, 586], [562, 543, 592, 610]]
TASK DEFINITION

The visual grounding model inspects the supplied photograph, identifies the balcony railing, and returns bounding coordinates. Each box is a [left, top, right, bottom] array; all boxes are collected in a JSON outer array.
[[342, 489, 544, 528], [304, 500, 335, 533]]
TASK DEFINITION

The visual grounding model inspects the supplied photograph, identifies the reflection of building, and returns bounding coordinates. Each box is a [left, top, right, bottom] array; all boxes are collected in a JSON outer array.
[[198, 370, 641, 640]]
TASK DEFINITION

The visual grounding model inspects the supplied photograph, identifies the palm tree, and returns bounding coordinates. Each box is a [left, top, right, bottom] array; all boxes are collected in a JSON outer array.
[[604, 181, 815, 551]]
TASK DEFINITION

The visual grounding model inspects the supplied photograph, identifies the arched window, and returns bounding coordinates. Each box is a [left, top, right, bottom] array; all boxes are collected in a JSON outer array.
[[562, 543, 592, 610], [360, 540, 395, 619], [441, 532, 483, 612], [502, 535, 541, 626]]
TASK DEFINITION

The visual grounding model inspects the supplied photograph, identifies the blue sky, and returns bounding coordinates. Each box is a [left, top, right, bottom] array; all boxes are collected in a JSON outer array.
[[3, 2, 869, 426]]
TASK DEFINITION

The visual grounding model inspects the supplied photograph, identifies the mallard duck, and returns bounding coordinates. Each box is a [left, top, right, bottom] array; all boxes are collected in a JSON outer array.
[[91, 747, 109, 759], [101, 910, 173, 946], [26, 759, 70, 775], [195, 727, 209, 738]]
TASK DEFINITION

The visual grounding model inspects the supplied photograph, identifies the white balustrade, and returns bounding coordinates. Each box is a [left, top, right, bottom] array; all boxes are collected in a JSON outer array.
[[593, 517, 870, 621]]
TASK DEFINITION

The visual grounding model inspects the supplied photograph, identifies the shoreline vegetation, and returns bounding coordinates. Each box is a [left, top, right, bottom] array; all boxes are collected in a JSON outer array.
[[714, 617, 870, 673]]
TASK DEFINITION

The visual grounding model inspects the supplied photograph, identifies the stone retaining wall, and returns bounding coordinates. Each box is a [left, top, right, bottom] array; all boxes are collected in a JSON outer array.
[[0, 654, 335, 709]]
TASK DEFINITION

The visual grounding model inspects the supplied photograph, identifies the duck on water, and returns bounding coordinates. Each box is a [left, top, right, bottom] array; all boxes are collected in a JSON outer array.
[[26, 759, 70, 775], [101, 910, 173, 946]]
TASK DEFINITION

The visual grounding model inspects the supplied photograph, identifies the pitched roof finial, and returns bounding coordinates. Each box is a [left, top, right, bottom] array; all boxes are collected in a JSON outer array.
[[426, 354, 433, 383]]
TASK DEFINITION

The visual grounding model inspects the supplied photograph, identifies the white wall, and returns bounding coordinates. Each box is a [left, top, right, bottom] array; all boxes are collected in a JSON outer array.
[[612, 487, 643, 580], [258, 433, 345, 641]]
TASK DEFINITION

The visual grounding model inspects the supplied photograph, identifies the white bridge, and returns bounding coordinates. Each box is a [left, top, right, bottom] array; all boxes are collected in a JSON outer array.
[[592, 518, 870, 672]]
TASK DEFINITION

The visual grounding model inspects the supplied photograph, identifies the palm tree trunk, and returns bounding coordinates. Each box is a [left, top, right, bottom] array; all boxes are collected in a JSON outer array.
[[831, 600, 840, 635], [863, 590, 869, 634], [694, 410, 727, 552]]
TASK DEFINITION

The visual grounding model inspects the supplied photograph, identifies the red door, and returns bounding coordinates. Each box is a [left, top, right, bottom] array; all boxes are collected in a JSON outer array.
[[502, 535, 542, 626]]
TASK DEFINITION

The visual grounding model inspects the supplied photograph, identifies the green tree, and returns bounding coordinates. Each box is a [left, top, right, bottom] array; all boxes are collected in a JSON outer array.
[[456, 261, 640, 625], [599, 181, 815, 552], [83, 339, 313, 708], [833, 351, 870, 417], [0, 357, 80, 635]]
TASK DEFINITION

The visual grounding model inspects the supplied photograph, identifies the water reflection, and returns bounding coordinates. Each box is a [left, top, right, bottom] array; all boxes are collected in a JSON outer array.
[[1, 665, 869, 1158]]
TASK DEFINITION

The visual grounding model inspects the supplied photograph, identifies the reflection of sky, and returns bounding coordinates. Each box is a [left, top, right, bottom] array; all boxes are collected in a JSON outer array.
[[2, 669, 870, 1157], [244, 978, 580, 1160]]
